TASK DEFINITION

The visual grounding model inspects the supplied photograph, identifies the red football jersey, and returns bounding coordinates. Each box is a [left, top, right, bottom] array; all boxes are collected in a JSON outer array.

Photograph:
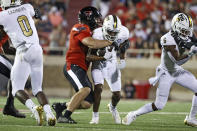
[[0, 7, 9, 48], [66, 24, 92, 71]]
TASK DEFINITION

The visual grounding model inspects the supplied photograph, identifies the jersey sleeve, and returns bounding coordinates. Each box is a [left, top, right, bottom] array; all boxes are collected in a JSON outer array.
[[160, 33, 176, 46], [73, 26, 91, 42], [25, 4, 35, 17]]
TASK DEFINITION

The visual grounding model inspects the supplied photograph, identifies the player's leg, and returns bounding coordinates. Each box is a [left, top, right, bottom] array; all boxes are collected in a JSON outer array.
[[11, 52, 43, 125], [0, 55, 25, 118], [106, 63, 121, 124], [57, 64, 93, 124], [122, 73, 175, 125], [90, 68, 104, 124], [29, 44, 56, 126], [175, 70, 197, 126]]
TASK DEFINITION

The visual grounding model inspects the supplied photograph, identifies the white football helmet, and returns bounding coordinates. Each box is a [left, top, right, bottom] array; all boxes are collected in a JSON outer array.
[[171, 13, 193, 41], [102, 15, 121, 42], [0, 0, 21, 10]]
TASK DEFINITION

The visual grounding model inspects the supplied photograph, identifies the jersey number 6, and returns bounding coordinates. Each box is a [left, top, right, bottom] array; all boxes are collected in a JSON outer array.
[[17, 15, 33, 37]]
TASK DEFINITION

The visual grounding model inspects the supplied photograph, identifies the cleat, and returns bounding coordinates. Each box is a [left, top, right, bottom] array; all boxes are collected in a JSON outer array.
[[3, 105, 26, 118], [46, 111, 56, 126], [122, 112, 137, 125], [89, 116, 99, 124], [107, 103, 121, 124], [57, 116, 77, 124], [33, 106, 44, 126], [184, 115, 197, 127], [52, 102, 67, 119]]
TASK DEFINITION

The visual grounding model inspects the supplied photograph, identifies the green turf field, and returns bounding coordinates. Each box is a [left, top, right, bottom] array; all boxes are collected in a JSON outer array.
[[0, 97, 196, 131]]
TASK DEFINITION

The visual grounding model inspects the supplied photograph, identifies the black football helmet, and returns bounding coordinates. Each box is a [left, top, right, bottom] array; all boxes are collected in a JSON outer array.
[[78, 6, 102, 30]]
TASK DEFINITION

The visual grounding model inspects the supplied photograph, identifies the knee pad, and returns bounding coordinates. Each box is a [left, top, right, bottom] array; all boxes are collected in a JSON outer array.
[[154, 101, 166, 110]]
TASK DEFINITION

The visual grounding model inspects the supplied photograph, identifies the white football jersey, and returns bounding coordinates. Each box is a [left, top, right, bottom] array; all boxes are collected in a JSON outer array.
[[0, 4, 39, 49], [160, 31, 185, 72], [92, 25, 129, 60]]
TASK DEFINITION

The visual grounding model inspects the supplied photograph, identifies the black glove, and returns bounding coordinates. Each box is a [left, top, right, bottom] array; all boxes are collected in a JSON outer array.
[[34, 8, 42, 20], [111, 41, 119, 51], [119, 39, 130, 53]]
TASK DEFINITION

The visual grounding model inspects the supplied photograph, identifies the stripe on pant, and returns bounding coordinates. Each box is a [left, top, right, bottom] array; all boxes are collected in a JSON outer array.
[[67, 70, 83, 90]]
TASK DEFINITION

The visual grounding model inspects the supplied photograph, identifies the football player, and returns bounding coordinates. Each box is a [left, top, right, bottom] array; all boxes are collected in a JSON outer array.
[[0, 6, 25, 118], [88, 15, 130, 124], [0, 0, 56, 126], [52, 6, 115, 124], [122, 13, 197, 127]]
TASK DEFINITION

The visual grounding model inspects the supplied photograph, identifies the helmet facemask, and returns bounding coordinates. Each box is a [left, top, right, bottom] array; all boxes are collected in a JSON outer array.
[[103, 27, 120, 42]]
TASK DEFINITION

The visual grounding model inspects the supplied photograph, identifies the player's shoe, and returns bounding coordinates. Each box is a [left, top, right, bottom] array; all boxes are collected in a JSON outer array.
[[46, 111, 56, 126], [52, 102, 67, 119], [89, 116, 99, 124], [3, 104, 26, 118], [122, 112, 137, 125], [107, 103, 121, 124], [33, 106, 44, 126], [184, 115, 197, 127], [57, 116, 77, 124]]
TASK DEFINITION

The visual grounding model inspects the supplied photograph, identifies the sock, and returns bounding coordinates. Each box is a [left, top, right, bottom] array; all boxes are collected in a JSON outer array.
[[110, 103, 116, 110], [43, 104, 52, 114], [93, 112, 99, 117], [5, 82, 14, 106], [189, 95, 197, 118], [134, 103, 154, 116], [64, 110, 72, 118], [25, 99, 36, 113]]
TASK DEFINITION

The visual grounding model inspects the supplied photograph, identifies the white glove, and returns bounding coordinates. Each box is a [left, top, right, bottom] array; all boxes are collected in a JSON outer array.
[[116, 59, 126, 69], [189, 45, 197, 56], [103, 47, 112, 60]]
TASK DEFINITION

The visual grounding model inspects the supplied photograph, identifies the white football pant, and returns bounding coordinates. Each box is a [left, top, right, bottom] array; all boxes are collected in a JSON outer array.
[[91, 60, 121, 92], [11, 44, 43, 96]]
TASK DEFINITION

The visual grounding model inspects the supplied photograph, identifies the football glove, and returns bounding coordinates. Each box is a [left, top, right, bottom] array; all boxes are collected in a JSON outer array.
[[116, 59, 126, 69], [119, 39, 130, 53], [34, 8, 42, 20], [189, 45, 197, 56]]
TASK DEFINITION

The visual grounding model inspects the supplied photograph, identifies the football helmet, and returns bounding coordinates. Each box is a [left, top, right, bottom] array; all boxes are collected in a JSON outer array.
[[78, 6, 102, 31], [0, 0, 21, 10], [171, 13, 193, 41], [103, 15, 121, 42]]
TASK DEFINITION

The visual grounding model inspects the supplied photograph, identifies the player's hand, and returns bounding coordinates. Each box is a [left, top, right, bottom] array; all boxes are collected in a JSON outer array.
[[189, 45, 197, 56], [34, 8, 42, 20], [116, 59, 126, 69], [111, 41, 119, 50], [103, 47, 112, 60]]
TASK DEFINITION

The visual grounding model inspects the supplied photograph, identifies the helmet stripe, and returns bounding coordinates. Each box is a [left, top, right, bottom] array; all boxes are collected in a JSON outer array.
[[112, 15, 117, 28], [186, 14, 192, 27]]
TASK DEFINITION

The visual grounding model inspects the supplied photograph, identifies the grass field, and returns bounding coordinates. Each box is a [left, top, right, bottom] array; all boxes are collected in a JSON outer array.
[[0, 97, 196, 131]]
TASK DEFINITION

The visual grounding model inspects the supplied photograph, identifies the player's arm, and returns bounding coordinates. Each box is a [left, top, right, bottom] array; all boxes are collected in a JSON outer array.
[[164, 45, 192, 65], [86, 54, 105, 62], [82, 37, 113, 49]]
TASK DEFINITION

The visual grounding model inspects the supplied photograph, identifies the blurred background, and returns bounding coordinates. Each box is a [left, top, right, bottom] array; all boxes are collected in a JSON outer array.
[[1, 0, 197, 101]]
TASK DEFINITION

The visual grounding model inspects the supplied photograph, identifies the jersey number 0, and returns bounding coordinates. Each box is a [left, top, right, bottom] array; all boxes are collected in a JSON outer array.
[[17, 15, 33, 37]]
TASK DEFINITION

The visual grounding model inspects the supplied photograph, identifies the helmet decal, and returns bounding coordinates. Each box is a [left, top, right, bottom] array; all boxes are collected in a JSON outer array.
[[112, 15, 117, 28]]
